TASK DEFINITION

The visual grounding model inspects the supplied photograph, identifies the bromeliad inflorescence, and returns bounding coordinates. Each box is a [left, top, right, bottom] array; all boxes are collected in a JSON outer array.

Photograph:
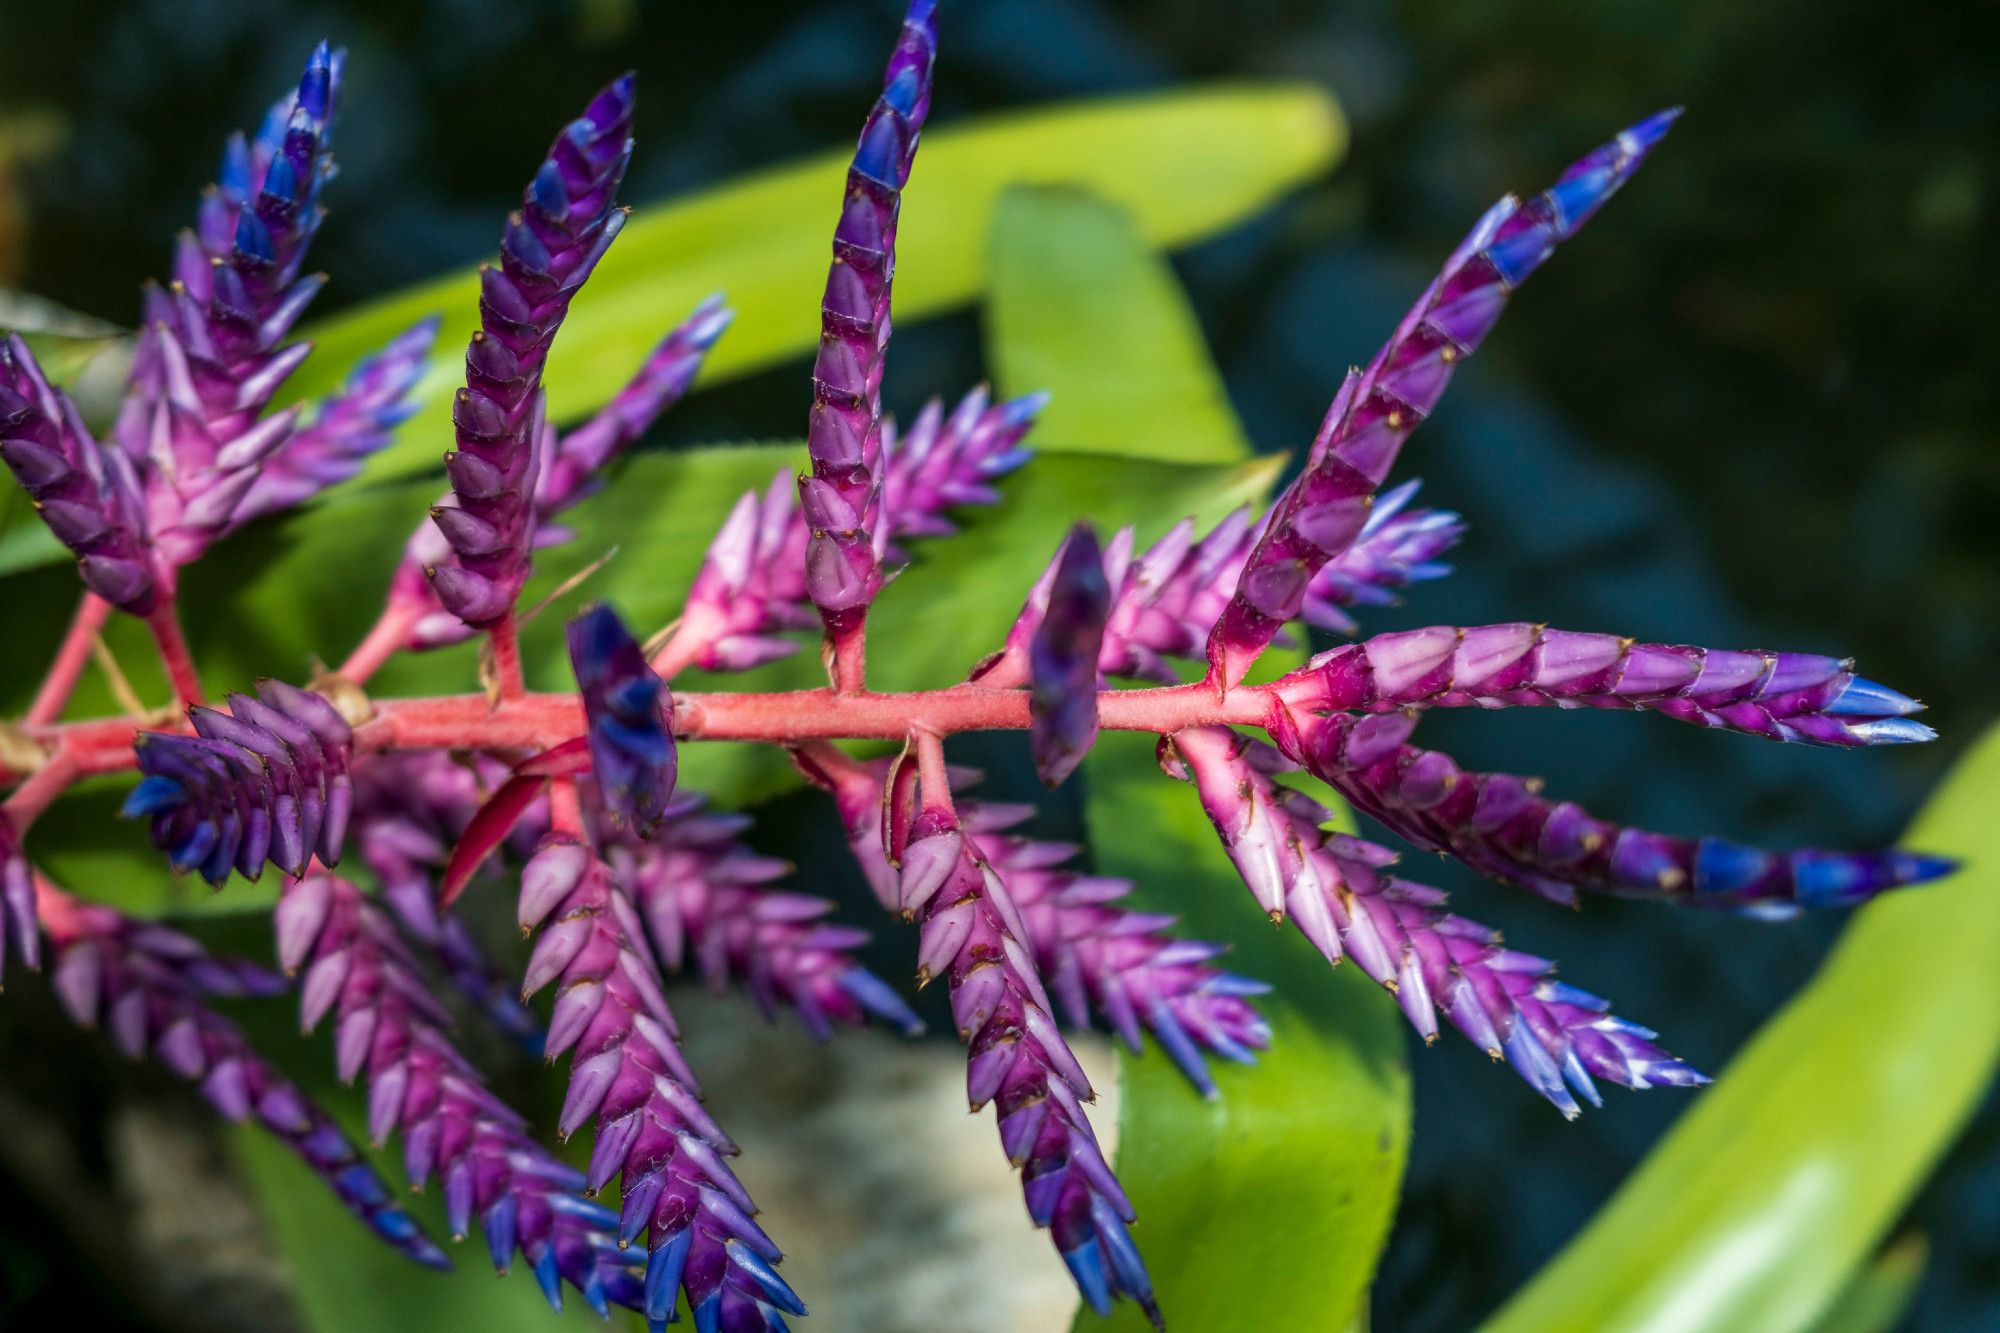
[[0, 4, 1955, 1328]]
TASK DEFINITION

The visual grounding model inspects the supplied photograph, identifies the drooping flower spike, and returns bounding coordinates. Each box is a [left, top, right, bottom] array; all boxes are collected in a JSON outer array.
[[274, 873, 645, 1314], [123, 678, 354, 884], [431, 75, 635, 630], [1028, 524, 1113, 787], [568, 603, 676, 836], [0, 335, 158, 611], [39, 883, 450, 1267], [1, 813, 37, 984], [799, 0, 939, 689], [1273, 707, 1954, 915], [1206, 108, 1682, 687]]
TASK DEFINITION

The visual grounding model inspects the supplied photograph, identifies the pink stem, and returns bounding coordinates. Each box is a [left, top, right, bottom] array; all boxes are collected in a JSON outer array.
[[1, 749, 79, 833], [488, 614, 526, 701], [25, 594, 113, 727], [144, 601, 204, 708], [335, 601, 422, 685]]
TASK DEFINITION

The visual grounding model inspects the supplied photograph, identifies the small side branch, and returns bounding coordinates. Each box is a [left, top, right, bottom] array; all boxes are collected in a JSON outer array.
[[144, 601, 204, 709]]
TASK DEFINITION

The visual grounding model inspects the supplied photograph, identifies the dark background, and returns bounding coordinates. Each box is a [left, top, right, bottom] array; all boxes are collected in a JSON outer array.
[[2, 0, 1996, 1329]]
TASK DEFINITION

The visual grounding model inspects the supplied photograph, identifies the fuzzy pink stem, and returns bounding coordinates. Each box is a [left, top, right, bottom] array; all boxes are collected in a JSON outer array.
[[144, 601, 203, 707], [26, 594, 113, 726], [334, 600, 423, 685]]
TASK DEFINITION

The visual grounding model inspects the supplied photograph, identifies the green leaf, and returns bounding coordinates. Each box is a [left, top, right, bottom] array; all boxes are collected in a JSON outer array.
[[1803, 1235, 1927, 1333], [986, 187, 1250, 461], [1074, 730, 1410, 1331], [1484, 722, 2000, 1333], [288, 84, 1341, 484]]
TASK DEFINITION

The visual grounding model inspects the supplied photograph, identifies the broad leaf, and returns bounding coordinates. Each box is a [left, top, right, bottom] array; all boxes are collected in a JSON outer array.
[[1074, 730, 1411, 1330], [1803, 1236, 1927, 1333], [1485, 722, 2000, 1333], [986, 187, 1249, 461]]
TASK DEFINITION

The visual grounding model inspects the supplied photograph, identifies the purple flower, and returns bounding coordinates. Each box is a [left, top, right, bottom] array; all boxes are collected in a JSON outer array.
[[1272, 623, 1936, 747], [0, 335, 158, 611], [516, 836, 802, 1329], [569, 603, 676, 836], [232, 317, 440, 527], [1277, 706, 1954, 915], [274, 874, 643, 1313], [798, 0, 939, 680], [898, 797, 1159, 1325], [40, 886, 449, 1266], [599, 791, 921, 1038], [1027, 525, 1112, 787], [123, 679, 354, 883], [1302, 480, 1464, 635], [1206, 109, 1681, 687], [117, 44, 344, 567], [674, 385, 1039, 676], [431, 76, 635, 628], [1, 813, 38, 984], [1172, 725, 1705, 1117]]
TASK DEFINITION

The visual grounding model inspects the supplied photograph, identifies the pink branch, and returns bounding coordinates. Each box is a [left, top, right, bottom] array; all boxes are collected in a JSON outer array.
[[25, 594, 113, 726], [487, 613, 526, 701], [335, 600, 422, 685], [144, 602, 204, 708]]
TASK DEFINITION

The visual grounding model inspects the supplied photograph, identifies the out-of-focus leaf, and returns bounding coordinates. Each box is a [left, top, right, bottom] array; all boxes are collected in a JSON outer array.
[[286, 84, 1342, 483], [1485, 721, 2000, 1333], [1804, 1235, 1927, 1333], [16, 443, 1278, 915], [986, 186, 1248, 461], [1074, 730, 1410, 1331]]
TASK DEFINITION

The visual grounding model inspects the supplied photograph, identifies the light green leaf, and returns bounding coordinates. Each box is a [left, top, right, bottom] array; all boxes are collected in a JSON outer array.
[[1485, 722, 2000, 1333], [1074, 730, 1411, 1331], [1804, 1235, 1927, 1333], [986, 187, 1250, 461], [288, 84, 1341, 484]]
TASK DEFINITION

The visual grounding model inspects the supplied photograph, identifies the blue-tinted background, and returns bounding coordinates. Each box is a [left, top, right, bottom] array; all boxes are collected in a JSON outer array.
[[0, 0, 1994, 1328]]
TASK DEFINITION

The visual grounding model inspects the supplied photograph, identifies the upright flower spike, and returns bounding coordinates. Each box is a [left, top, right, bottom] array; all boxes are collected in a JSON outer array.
[[231, 317, 440, 527], [1171, 725, 1705, 1116], [569, 604, 676, 836], [274, 874, 645, 1312], [1028, 525, 1112, 787], [119, 43, 346, 567], [123, 679, 354, 884], [431, 76, 635, 629], [1206, 110, 1681, 687], [1277, 707, 1955, 914], [1272, 623, 1936, 747], [515, 833, 802, 1331], [599, 792, 921, 1038], [897, 789, 1160, 1326], [1, 813, 36, 984], [1302, 480, 1464, 635], [365, 294, 727, 662], [0, 335, 158, 612], [798, 0, 939, 689], [670, 384, 1037, 677], [39, 885, 450, 1267]]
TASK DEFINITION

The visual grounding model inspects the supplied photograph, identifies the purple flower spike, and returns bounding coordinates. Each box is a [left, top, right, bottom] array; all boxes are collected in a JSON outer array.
[[899, 800, 1161, 1326], [276, 874, 644, 1311], [1303, 480, 1464, 635], [0, 335, 158, 612], [233, 317, 440, 527], [568, 604, 676, 837], [118, 43, 347, 567], [432, 76, 635, 629], [1278, 707, 1955, 915], [123, 679, 354, 884], [514, 836, 799, 1331], [600, 792, 920, 1038], [798, 0, 939, 684], [1, 814, 37, 985], [1274, 623, 1936, 747], [1173, 725, 1704, 1117], [1206, 111, 1679, 687], [40, 888, 450, 1268], [675, 386, 1038, 677], [963, 800, 1271, 1099], [1028, 525, 1112, 787]]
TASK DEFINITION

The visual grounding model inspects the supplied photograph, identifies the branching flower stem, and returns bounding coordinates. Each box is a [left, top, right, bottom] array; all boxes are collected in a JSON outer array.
[[25, 593, 113, 726]]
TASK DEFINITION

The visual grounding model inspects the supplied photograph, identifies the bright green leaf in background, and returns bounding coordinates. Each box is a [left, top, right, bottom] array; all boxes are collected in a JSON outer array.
[[1485, 722, 2000, 1333], [986, 187, 1245, 461], [1804, 1235, 1928, 1333], [291, 84, 1343, 484]]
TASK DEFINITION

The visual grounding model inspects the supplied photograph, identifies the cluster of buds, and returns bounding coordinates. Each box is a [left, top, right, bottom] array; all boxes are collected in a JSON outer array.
[[0, 4, 1956, 1328]]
